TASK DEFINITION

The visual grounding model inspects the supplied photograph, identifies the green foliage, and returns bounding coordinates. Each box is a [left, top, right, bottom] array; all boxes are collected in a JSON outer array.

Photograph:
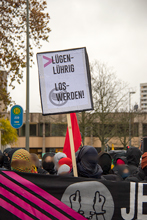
[[0, 118, 18, 146]]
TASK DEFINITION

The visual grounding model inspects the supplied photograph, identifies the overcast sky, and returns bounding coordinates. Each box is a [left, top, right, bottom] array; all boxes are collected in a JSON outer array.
[[9, 0, 147, 112]]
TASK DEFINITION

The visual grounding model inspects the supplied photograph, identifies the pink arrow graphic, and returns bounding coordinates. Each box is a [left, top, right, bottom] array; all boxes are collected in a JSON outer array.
[[43, 55, 52, 67]]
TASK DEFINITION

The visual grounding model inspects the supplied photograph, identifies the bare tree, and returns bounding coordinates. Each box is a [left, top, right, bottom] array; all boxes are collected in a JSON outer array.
[[115, 110, 130, 149], [91, 61, 128, 151], [116, 105, 141, 149], [78, 111, 93, 145]]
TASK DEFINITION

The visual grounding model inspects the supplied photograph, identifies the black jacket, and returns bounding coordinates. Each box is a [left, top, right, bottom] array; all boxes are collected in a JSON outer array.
[[125, 167, 147, 182], [37, 167, 49, 175], [103, 174, 122, 181], [126, 147, 141, 175]]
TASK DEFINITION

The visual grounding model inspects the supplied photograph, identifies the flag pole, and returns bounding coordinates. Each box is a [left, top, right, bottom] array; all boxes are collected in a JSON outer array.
[[67, 114, 78, 177]]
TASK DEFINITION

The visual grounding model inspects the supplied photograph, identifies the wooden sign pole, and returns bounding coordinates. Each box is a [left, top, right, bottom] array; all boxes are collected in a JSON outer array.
[[67, 114, 78, 177]]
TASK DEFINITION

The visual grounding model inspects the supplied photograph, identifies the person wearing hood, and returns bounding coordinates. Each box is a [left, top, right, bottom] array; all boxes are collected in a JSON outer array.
[[0, 150, 6, 170], [125, 152, 147, 182], [4, 148, 22, 170], [71, 145, 103, 179], [3, 148, 12, 169], [98, 152, 123, 181], [0, 150, 3, 166], [126, 147, 142, 175], [98, 152, 113, 175], [113, 154, 127, 167]]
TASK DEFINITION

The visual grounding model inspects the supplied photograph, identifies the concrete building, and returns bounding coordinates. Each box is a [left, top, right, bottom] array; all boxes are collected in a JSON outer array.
[[3, 112, 147, 158], [140, 83, 147, 112]]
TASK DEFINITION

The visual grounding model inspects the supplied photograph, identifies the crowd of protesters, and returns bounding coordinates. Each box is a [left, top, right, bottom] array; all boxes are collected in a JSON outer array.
[[0, 145, 147, 182]]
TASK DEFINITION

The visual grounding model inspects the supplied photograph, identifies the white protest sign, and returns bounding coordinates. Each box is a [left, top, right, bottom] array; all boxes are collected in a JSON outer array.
[[37, 47, 93, 115]]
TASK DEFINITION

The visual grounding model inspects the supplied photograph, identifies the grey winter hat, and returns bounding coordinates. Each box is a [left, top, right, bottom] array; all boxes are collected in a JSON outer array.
[[54, 152, 67, 170]]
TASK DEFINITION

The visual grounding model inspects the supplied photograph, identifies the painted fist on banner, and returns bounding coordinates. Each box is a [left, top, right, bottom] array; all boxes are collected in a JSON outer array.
[[69, 190, 84, 215], [90, 191, 106, 220]]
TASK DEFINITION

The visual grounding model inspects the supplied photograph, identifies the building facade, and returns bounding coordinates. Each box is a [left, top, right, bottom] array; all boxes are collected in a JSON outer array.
[[2, 112, 147, 158], [140, 83, 147, 111]]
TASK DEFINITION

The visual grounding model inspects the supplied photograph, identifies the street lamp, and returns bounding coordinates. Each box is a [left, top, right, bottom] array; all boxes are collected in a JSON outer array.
[[26, 0, 30, 152], [129, 91, 136, 146]]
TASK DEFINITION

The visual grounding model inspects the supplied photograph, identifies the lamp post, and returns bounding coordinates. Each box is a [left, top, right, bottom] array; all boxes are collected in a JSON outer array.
[[129, 91, 135, 146], [25, 0, 30, 152]]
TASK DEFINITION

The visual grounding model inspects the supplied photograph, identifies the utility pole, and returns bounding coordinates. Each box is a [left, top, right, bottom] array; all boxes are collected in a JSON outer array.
[[26, 0, 30, 152]]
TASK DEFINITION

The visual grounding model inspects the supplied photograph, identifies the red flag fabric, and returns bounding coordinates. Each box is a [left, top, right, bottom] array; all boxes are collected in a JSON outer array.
[[63, 113, 82, 159]]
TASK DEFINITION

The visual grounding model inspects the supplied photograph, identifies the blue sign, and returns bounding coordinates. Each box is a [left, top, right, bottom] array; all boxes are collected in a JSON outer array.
[[10, 105, 23, 129]]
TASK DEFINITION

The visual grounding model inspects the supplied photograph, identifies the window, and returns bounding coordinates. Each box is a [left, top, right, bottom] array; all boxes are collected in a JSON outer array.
[[51, 124, 67, 136], [85, 126, 91, 137], [20, 124, 25, 136], [16, 129, 19, 136], [45, 123, 50, 137], [92, 123, 99, 137], [38, 123, 43, 137], [133, 123, 139, 137], [92, 123, 116, 137], [20, 124, 37, 136], [98, 124, 116, 137], [38, 123, 50, 137], [29, 148, 42, 159], [143, 124, 147, 136], [117, 124, 129, 136], [79, 124, 92, 137], [46, 148, 55, 153], [30, 124, 36, 136]]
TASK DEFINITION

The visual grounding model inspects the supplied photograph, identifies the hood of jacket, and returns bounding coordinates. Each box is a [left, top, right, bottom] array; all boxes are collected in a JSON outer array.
[[76, 145, 103, 178], [126, 147, 141, 167], [98, 152, 112, 175]]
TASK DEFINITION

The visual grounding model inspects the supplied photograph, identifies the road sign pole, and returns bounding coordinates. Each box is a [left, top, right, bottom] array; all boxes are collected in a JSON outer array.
[[10, 105, 23, 129], [26, 0, 30, 152]]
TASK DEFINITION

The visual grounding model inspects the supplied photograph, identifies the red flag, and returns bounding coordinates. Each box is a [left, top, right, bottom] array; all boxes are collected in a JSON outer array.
[[63, 113, 82, 159]]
